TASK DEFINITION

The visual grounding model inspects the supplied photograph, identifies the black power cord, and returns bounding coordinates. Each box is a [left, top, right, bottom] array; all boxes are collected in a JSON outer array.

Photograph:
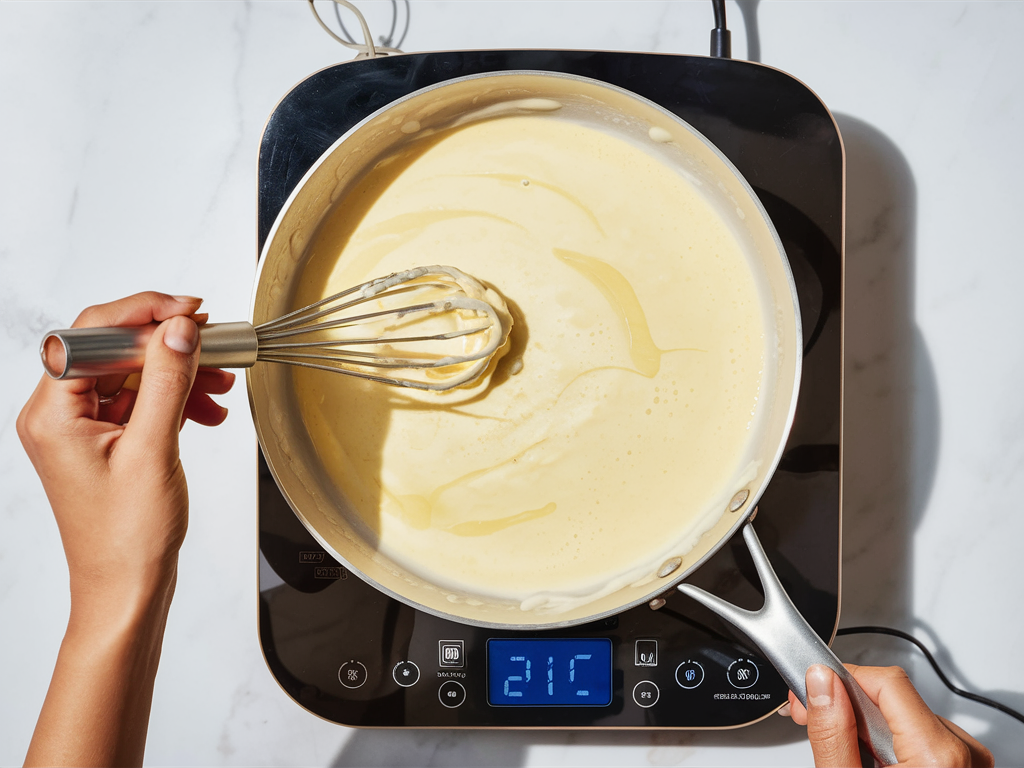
[[837, 626, 1024, 725], [710, 0, 731, 58]]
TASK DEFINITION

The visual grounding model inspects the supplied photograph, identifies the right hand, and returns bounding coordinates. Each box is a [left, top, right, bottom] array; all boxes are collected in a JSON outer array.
[[18, 291, 235, 767], [18, 291, 234, 608], [780, 664, 993, 767]]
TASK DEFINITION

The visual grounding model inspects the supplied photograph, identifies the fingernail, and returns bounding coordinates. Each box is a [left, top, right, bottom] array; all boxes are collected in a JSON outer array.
[[777, 702, 791, 717], [173, 294, 203, 305], [164, 316, 199, 354], [806, 665, 833, 708]]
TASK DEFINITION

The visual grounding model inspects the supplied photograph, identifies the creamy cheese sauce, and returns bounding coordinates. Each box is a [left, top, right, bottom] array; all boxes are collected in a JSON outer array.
[[292, 113, 766, 611]]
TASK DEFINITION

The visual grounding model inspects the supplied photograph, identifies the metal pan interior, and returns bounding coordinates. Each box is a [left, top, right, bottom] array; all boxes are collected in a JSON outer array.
[[247, 71, 801, 629]]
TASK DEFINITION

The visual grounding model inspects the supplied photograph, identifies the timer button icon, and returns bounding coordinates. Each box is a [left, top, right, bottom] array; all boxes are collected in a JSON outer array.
[[675, 660, 705, 689], [438, 680, 467, 708], [338, 660, 368, 689], [727, 658, 759, 689], [393, 660, 421, 688]]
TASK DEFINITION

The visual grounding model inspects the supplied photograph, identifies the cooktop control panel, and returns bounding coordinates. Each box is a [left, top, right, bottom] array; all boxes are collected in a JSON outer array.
[[259, 480, 790, 727], [257, 48, 842, 729]]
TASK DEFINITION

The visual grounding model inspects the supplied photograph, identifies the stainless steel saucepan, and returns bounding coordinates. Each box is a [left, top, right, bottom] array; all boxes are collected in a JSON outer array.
[[249, 71, 893, 763]]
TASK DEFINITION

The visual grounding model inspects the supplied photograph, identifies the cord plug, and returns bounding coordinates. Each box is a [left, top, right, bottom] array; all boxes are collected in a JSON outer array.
[[710, 0, 731, 58]]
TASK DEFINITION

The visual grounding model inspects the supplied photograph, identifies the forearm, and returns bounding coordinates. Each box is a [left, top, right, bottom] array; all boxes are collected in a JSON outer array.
[[25, 569, 177, 768], [18, 296, 224, 766]]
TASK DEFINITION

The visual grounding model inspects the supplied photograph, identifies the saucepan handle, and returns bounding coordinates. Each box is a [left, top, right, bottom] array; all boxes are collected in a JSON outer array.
[[40, 322, 259, 379], [677, 521, 897, 766]]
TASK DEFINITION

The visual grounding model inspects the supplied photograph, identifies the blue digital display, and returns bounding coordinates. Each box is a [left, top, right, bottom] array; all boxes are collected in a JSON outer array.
[[487, 639, 612, 707]]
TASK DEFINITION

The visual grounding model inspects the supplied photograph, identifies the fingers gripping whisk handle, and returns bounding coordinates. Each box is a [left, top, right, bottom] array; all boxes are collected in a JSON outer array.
[[41, 322, 259, 379]]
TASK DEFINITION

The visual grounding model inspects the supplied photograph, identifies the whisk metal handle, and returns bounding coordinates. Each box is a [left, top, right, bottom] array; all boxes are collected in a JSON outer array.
[[41, 322, 258, 379], [197, 322, 259, 368]]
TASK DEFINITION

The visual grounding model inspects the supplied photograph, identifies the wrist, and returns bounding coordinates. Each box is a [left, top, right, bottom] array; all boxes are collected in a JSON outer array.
[[26, 563, 177, 767], [67, 558, 177, 641]]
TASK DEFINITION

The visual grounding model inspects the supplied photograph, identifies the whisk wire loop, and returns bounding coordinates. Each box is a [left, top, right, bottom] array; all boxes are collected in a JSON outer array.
[[256, 299, 484, 341], [257, 324, 493, 351], [253, 266, 508, 390], [255, 269, 454, 334]]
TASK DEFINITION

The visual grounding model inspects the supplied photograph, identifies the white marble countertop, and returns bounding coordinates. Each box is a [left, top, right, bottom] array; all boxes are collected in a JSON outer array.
[[2, 2, 1023, 765]]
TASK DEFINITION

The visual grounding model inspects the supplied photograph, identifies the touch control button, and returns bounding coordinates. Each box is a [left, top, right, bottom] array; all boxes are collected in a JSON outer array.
[[393, 660, 421, 687], [632, 680, 660, 708], [675, 660, 705, 689], [727, 658, 759, 689], [338, 661, 367, 689], [635, 639, 658, 667], [439, 640, 465, 668], [438, 680, 467, 708]]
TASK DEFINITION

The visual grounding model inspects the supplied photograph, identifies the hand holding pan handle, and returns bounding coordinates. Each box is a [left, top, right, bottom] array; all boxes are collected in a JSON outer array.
[[677, 521, 897, 766]]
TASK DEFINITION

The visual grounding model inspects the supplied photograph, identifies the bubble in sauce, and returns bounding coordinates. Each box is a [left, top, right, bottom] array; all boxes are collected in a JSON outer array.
[[648, 126, 673, 143]]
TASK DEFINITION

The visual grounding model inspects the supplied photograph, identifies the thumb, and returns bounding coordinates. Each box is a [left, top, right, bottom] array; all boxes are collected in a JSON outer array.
[[123, 315, 200, 460], [805, 665, 863, 768]]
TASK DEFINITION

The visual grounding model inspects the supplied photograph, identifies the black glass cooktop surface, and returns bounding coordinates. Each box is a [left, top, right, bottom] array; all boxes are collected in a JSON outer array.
[[256, 49, 842, 728]]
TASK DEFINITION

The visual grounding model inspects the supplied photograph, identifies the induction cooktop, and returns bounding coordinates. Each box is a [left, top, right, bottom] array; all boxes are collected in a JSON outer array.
[[256, 49, 843, 729]]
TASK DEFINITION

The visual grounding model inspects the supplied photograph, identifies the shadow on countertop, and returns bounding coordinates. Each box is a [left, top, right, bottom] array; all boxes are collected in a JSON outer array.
[[735, 0, 762, 63], [835, 116, 1021, 761], [836, 113, 937, 630]]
